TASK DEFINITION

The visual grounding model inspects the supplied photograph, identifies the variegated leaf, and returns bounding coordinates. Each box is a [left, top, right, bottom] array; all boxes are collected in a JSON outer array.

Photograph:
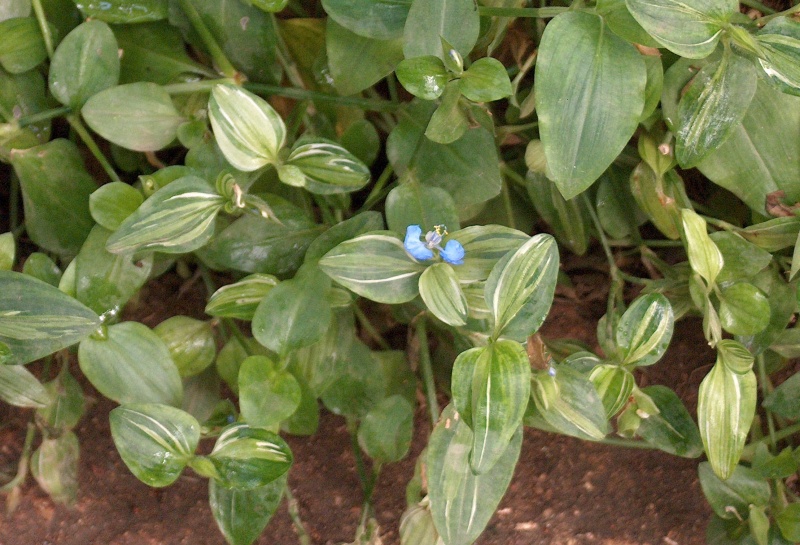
[[616, 293, 674, 367], [208, 423, 293, 489], [419, 263, 468, 327], [282, 141, 371, 195], [681, 208, 723, 288]]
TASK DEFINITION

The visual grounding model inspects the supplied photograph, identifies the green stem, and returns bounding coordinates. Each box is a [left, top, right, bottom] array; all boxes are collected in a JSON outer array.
[[353, 304, 391, 350], [245, 83, 399, 112], [757, 354, 778, 452], [9, 171, 20, 234], [284, 485, 312, 545], [741, 0, 776, 14], [348, 418, 370, 491], [608, 239, 685, 248], [66, 114, 123, 184], [501, 179, 517, 231], [176, 0, 239, 79], [500, 164, 528, 190], [742, 422, 800, 459], [271, 14, 308, 92], [598, 437, 659, 450], [757, 1, 800, 22], [416, 317, 440, 426], [17, 106, 72, 128], [221, 318, 253, 354], [162, 79, 235, 95], [358, 164, 394, 212], [1, 423, 36, 491], [31, 0, 55, 59], [478, 6, 568, 17]]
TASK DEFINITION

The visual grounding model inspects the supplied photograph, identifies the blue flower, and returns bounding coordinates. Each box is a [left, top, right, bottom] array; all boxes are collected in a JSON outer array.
[[403, 224, 464, 265]]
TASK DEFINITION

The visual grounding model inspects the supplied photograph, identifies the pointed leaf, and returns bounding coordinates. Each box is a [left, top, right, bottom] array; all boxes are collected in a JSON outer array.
[[358, 395, 414, 463], [209, 423, 293, 489], [448, 226, 529, 284], [395, 56, 448, 100], [205, 273, 279, 321], [321, 0, 409, 39], [31, 431, 80, 505], [37, 370, 85, 429], [718, 282, 770, 336], [154, 316, 217, 378], [283, 140, 371, 195], [616, 293, 674, 366], [209, 474, 286, 545], [699, 462, 770, 520], [682, 208, 723, 287], [0, 364, 51, 408], [403, 0, 479, 60], [459, 57, 512, 103], [756, 18, 800, 96], [419, 263, 468, 327], [637, 385, 703, 458], [238, 355, 301, 428]]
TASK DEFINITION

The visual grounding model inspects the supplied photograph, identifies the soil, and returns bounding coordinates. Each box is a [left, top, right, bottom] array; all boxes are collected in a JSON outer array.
[[0, 257, 714, 545]]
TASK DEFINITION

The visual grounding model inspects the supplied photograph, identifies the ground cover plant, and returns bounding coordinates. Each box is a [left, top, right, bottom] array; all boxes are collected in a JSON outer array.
[[1, 0, 800, 543]]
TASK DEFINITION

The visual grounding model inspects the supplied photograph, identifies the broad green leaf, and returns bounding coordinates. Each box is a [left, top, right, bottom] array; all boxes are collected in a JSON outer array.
[[387, 101, 502, 208], [0, 270, 100, 366], [0, 233, 15, 271], [535, 11, 646, 199], [282, 380, 320, 436], [526, 171, 591, 255], [0, 66, 51, 150], [710, 231, 772, 284], [698, 351, 757, 479], [252, 265, 332, 356], [451, 340, 530, 473], [215, 336, 271, 395], [595, 166, 640, 240], [89, 182, 143, 231], [30, 431, 79, 505], [0, 364, 51, 407], [637, 385, 703, 457], [719, 283, 770, 336], [73, 225, 153, 315], [358, 395, 414, 463], [48, 20, 120, 108], [588, 364, 634, 418], [209, 474, 286, 545], [385, 182, 459, 236], [208, 83, 285, 172], [106, 176, 225, 255], [73, 0, 167, 23], [238, 355, 301, 428], [740, 217, 800, 253], [682, 208, 723, 288], [419, 263, 468, 327], [485, 233, 559, 341], [37, 370, 84, 429], [449, 225, 529, 284], [304, 211, 384, 263], [399, 504, 440, 545], [208, 423, 293, 489], [154, 316, 216, 378], [756, 18, 800, 96], [340, 119, 380, 166], [698, 462, 770, 520], [403, 0, 479, 60], [751, 444, 799, 480], [763, 370, 800, 420], [395, 56, 448, 100], [326, 19, 404, 96], [78, 321, 183, 406], [675, 51, 757, 168], [616, 293, 674, 366], [22, 253, 61, 286], [82, 82, 184, 151], [641, 55, 665, 122], [596, 0, 660, 47], [282, 140, 371, 194], [10, 139, 95, 255], [110, 403, 200, 487], [424, 80, 468, 145], [319, 233, 425, 304], [321, 0, 409, 40], [427, 404, 522, 545], [0, 0, 31, 21], [205, 273, 279, 320], [0, 17, 47, 74], [625, 0, 735, 58], [459, 57, 512, 103], [629, 165, 690, 240], [321, 339, 386, 418], [776, 504, 800, 542]]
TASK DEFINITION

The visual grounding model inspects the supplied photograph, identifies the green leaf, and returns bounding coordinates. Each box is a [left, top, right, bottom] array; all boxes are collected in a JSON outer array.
[[106, 176, 225, 255], [282, 140, 371, 195], [10, 139, 96, 255], [326, 19, 404, 96], [0, 17, 46, 74], [340, 119, 380, 166], [208, 423, 293, 489], [0, 232, 15, 271], [0, 0, 31, 21], [0, 270, 100, 366], [320, 339, 386, 418], [385, 181, 459, 236], [596, 0, 660, 47], [424, 80, 468, 145], [319, 232, 425, 304], [595, 166, 641, 240], [208, 83, 285, 171], [403, 0, 479, 60], [699, 462, 770, 520], [321, 0, 409, 40], [427, 404, 522, 545], [31, 431, 79, 505], [625, 0, 735, 58], [756, 18, 800, 96], [154, 316, 216, 378], [629, 165, 690, 240], [238, 355, 301, 428], [252, 265, 332, 356], [205, 273, 279, 320], [776, 504, 800, 542], [485, 233, 559, 341], [22, 252, 61, 286], [209, 474, 286, 545], [676, 51, 757, 168], [682, 208, 723, 288], [449, 225, 529, 284], [78, 321, 183, 406], [82, 82, 184, 151], [616, 293, 674, 366], [718, 283, 770, 336], [588, 364, 635, 418], [395, 56, 448, 100], [305, 212, 385, 264], [526, 171, 591, 255], [451, 340, 530, 473], [0, 364, 51, 408], [419, 263, 468, 327], [763, 370, 800, 420], [89, 182, 143, 231], [710, 231, 772, 284], [637, 385, 703, 457], [698, 350, 757, 479], [37, 370, 84, 429], [459, 57, 512, 103], [73, 0, 167, 23], [110, 403, 200, 487], [48, 20, 120, 108], [535, 11, 646, 199], [358, 395, 414, 463]]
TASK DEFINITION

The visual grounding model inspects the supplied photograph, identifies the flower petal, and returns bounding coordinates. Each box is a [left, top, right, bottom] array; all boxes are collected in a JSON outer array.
[[404, 225, 434, 261], [441, 240, 465, 265]]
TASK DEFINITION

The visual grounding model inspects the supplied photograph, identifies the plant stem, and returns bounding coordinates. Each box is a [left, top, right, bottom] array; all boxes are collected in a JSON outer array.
[[741, 0, 777, 14], [478, 6, 568, 17], [176, 0, 239, 79], [66, 114, 123, 184], [1, 423, 36, 493], [500, 164, 528, 190], [353, 304, 391, 350], [284, 484, 312, 545], [757, 1, 800, 23], [598, 437, 659, 450], [17, 106, 72, 128], [742, 422, 800, 459], [416, 316, 440, 426], [582, 193, 625, 329], [501, 179, 517, 231], [757, 354, 778, 452], [9, 171, 20, 234], [245, 83, 399, 112], [348, 418, 370, 491], [31, 0, 54, 58], [358, 164, 394, 212]]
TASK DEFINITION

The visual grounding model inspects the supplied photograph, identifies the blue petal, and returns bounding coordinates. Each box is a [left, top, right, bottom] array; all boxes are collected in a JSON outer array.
[[441, 240, 465, 265], [404, 225, 434, 261]]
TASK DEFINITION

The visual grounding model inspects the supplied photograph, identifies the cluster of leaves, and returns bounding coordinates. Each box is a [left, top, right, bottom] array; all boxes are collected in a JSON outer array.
[[2, 0, 800, 544]]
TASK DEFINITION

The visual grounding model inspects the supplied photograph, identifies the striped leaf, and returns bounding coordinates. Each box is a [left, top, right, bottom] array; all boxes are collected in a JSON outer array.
[[419, 263, 467, 327], [682, 208, 723, 288], [110, 403, 200, 487], [205, 273, 279, 321], [281, 141, 371, 195], [319, 233, 425, 304], [449, 225, 529, 284], [0, 364, 51, 408], [209, 474, 286, 545], [208, 423, 293, 489], [106, 176, 225, 255], [756, 18, 800, 96], [616, 293, 674, 367]]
